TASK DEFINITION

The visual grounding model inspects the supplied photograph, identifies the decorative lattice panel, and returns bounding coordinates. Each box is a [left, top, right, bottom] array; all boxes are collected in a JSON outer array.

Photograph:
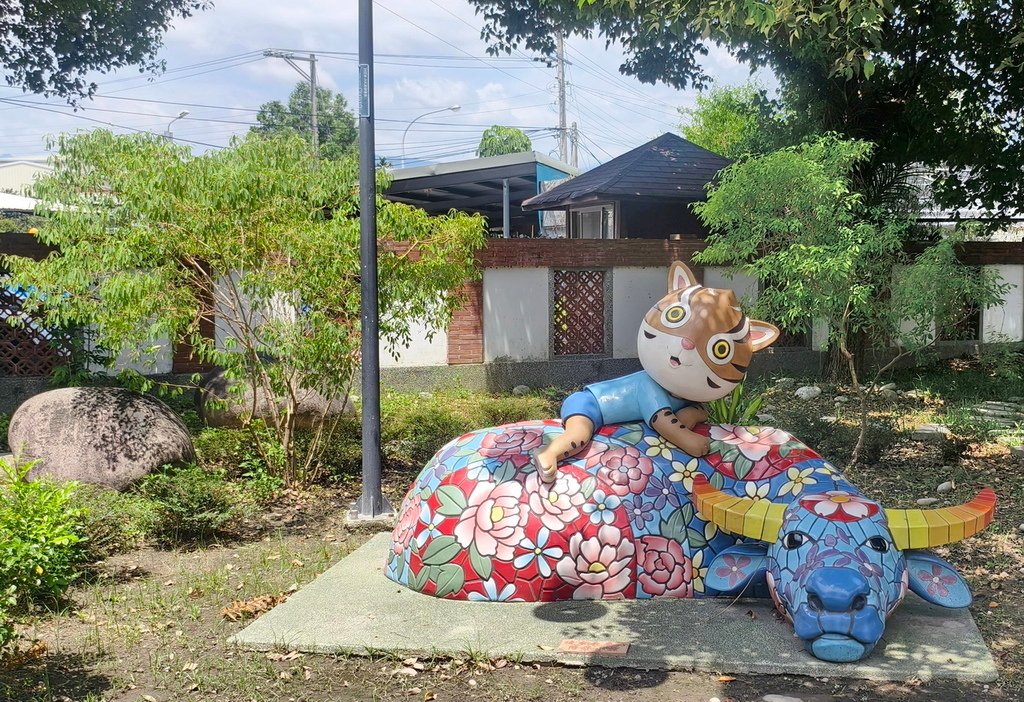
[[0, 284, 70, 376], [552, 269, 606, 356]]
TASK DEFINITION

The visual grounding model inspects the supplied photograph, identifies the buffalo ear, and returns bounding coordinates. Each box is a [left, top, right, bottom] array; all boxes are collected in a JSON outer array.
[[705, 543, 769, 593], [749, 320, 780, 352], [905, 551, 972, 608]]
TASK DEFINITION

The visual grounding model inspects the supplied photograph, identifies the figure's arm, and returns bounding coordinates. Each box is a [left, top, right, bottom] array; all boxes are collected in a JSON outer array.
[[676, 404, 708, 429], [649, 407, 711, 456]]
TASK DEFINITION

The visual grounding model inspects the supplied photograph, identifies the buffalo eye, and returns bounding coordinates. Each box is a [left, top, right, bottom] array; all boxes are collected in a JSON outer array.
[[867, 537, 890, 553], [782, 532, 805, 550]]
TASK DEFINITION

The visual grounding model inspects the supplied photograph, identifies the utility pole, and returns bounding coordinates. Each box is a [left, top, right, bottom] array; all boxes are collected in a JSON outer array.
[[353, 0, 392, 520], [570, 121, 579, 169], [263, 50, 319, 156], [556, 32, 567, 163]]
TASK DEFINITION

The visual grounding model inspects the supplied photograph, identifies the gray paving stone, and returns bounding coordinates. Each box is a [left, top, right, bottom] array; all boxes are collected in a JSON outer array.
[[231, 534, 998, 683]]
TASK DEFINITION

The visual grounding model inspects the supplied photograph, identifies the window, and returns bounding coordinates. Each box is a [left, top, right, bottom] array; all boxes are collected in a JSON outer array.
[[552, 269, 608, 355], [569, 205, 615, 239]]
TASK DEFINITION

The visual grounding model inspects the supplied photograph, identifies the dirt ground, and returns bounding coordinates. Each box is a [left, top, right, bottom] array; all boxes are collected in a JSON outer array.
[[3, 368, 1023, 702]]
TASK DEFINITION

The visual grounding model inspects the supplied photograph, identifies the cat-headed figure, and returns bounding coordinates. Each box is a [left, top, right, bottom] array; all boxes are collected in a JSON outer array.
[[534, 261, 780, 481]]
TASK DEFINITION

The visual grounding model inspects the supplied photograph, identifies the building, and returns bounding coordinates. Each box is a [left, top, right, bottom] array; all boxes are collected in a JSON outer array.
[[0, 157, 51, 196]]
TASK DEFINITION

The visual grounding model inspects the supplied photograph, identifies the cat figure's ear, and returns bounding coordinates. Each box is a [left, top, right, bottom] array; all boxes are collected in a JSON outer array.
[[749, 320, 781, 352], [668, 261, 699, 292]]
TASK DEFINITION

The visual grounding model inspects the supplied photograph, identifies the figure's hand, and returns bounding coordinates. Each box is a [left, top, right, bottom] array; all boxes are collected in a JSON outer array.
[[678, 431, 711, 457], [676, 405, 708, 430]]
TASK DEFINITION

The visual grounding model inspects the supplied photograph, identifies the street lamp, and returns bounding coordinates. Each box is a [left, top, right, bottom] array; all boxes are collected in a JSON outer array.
[[163, 110, 190, 141], [401, 105, 460, 167]]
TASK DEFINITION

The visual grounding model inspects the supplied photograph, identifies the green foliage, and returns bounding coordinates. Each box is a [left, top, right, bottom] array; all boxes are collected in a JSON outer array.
[[0, 459, 84, 607], [679, 84, 792, 158], [0, 413, 9, 452], [471, 0, 1024, 220], [706, 383, 764, 425], [0, 585, 15, 656], [694, 135, 1007, 462], [1, 0, 208, 100], [476, 125, 533, 157], [71, 485, 157, 561], [254, 81, 358, 160], [139, 466, 247, 544], [4, 130, 486, 485]]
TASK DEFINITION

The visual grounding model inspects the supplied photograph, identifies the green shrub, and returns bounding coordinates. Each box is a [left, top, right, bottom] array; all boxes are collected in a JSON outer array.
[[0, 459, 84, 607], [707, 383, 764, 424], [139, 466, 247, 544], [0, 413, 9, 452], [71, 485, 157, 561], [0, 586, 16, 657]]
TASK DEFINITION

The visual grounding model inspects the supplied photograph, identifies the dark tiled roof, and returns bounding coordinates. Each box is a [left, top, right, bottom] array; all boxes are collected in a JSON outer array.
[[522, 133, 731, 210]]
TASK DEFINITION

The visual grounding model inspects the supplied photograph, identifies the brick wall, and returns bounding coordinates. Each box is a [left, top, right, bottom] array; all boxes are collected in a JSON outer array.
[[477, 238, 708, 269], [447, 281, 484, 364]]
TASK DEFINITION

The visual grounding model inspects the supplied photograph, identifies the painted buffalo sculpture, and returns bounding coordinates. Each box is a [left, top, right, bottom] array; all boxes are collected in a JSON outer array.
[[386, 420, 995, 663]]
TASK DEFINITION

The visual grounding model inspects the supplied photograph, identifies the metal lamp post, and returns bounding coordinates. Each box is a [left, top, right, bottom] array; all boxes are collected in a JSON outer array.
[[163, 110, 190, 141], [400, 105, 460, 168]]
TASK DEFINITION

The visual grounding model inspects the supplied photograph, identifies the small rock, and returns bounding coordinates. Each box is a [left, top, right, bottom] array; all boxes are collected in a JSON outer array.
[[916, 497, 940, 506], [468, 679, 477, 687], [879, 388, 898, 400], [1011, 446, 1024, 461], [418, 392, 433, 399], [795, 386, 821, 401], [912, 424, 950, 442], [775, 377, 796, 387], [833, 396, 849, 404], [937, 481, 955, 494], [756, 413, 776, 423], [763, 695, 804, 702], [905, 389, 922, 399], [512, 385, 531, 396], [820, 416, 838, 424], [1017, 523, 1024, 532], [877, 382, 896, 392]]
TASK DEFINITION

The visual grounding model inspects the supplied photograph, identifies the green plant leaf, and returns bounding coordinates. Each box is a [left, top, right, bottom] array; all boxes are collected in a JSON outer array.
[[710, 471, 725, 490], [434, 485, 468, 517], [421, 535, 462, 566], [732, 454, 754, 480], [661, 507, 689, 541], [686, 526, 708, 548]]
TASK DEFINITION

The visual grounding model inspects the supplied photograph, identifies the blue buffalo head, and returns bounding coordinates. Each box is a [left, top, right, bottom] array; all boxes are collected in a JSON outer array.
[[692, 474, 996, 662]]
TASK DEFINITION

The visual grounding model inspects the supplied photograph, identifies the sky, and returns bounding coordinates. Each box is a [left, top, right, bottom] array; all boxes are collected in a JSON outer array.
[[0, 1, 774, 170]]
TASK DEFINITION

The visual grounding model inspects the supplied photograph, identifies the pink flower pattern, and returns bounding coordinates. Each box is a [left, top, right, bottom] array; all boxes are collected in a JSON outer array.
[[478, 428, 543, 459], [587, 445, 654, 496], [637, 535, 693, 597], [556, 525, 635, 600], [392, 494, 421, 556], [525, 471, 586, 531], [714, 553, 753, 589], [917, 564, 959, 599], [709, 425, 791, 462], [799, 491, 880, 522], [453, 480, 529, 561]]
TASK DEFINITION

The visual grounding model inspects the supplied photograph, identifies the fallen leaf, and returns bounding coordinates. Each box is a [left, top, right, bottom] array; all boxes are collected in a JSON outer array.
[[221, 594, 286, 622], [717, 675, 736, 682]]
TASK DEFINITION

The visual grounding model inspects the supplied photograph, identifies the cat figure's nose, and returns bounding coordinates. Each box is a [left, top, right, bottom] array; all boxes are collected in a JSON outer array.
[[680, 337, 696, 351]]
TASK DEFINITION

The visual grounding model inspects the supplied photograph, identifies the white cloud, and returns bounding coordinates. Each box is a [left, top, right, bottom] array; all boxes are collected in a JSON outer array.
[[0, 0, 774, 167]]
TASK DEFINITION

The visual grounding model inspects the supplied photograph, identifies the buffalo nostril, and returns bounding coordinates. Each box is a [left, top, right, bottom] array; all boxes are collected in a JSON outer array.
[[681, 337, 696, 350], [852, 595, 867, 611], [808, 594, 824, 613]]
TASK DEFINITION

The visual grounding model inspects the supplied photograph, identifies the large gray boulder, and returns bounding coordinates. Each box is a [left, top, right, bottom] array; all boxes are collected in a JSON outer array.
[[7, 387, 196, 490], [197, 369, 353, 430]]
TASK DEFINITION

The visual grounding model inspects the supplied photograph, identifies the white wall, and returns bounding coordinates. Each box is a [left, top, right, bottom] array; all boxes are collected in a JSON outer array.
[[90, 336, 174, 375], [483, 268, 549, 361], [381, 321, 448, 367], [982, 264, 1024, 343], [612, 267, 664, 358], [0, 162, 51, 195], [702, 267, 759, 304]]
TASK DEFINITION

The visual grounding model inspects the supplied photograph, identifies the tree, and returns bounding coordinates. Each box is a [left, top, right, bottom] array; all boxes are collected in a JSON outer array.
[[470, 0, 1024, 220], [254, 82, 358, 160], [692, 135, 1006, 463], [679, 84, 792, 159], [476, 125, 533, 157], [3, 130, 486, 485], [1, 0, 209, 100]]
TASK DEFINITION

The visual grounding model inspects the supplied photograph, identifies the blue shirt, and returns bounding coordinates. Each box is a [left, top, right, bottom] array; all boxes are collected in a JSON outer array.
[[585, 371, 689, 425]]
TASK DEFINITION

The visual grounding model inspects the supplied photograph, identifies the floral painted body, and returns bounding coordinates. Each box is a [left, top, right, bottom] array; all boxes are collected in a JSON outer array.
[[388, 419, 995, 662], [387, 419, 838, 602]]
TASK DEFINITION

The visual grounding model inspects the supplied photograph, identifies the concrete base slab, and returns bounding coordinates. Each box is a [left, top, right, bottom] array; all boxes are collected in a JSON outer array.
[[231, 534, 997, 682]]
